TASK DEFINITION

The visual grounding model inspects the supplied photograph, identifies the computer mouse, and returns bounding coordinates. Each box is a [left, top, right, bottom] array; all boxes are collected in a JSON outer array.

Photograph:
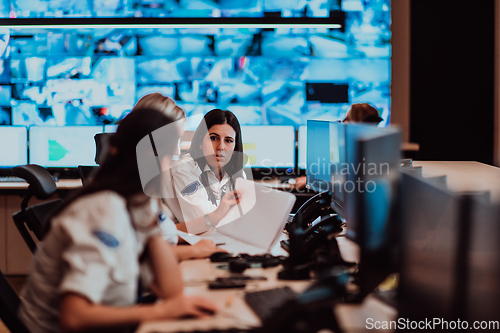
[[209, 251, 234, 262], [228, 258, 248, 273]]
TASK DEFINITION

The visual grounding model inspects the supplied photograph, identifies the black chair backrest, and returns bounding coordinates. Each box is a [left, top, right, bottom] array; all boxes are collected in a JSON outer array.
[[12, 164, 64, 253], [78, 165, 98, 185], [13, 165, 57, 201], [0, 268, 30, 333], [94, 133, 113, 165]]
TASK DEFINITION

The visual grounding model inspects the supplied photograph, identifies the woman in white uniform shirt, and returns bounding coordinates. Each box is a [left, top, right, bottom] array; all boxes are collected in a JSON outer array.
[[165, 109, 246, 234], [132, 93, 230, 258], [17, 109, 239, 333]]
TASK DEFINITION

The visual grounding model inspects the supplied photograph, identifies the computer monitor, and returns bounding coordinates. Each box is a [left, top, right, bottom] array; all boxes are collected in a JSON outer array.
[[307, 120, 344, 193], [398, 171, 470, 323], [0, 126, 27, 168], [343, 124, 401, 298], [104, 124, 118, 133], [240, 125, 295, 169], [29, 126, 103, 167], [297, 125, 306, 170], [465, 198, 500, 326], [329, 121, 347, 217]]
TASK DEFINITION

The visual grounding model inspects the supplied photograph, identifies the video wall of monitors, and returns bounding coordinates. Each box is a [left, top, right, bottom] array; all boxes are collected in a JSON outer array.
[[0, 3, 390, 126], [1, 0, 389, 18], [0, 0, 390, 169]]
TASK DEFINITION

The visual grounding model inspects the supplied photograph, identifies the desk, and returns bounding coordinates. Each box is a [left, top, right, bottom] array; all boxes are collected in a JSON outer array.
[[413, 161, 500, 202], [0, 179, 82, 274], [0, 179, 82, 191], [135, 236, 397, 333]]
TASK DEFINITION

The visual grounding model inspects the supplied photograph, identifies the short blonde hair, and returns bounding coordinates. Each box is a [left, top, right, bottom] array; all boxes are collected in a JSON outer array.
[[132, 93, 186, 121]]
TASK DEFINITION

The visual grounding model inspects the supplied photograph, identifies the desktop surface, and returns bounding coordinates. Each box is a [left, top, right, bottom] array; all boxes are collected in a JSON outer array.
[[135, 235, 396, 333], [0, 178, 82, 190], [413, 161, 500, 202]]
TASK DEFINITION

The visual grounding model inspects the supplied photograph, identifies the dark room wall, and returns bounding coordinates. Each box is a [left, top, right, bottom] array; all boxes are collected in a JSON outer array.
[[410, 0, 495, 164]]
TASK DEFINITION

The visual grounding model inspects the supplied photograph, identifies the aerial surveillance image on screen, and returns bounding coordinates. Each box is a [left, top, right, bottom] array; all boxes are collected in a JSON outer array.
[[7, 0, 389, 18], [0, 0, 390, 149]]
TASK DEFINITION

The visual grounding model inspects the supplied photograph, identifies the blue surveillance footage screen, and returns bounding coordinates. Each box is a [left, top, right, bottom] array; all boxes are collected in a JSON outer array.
[[3, 0, 389, 18], [0, 26, 390, 128], [0, 0, 391, 167]]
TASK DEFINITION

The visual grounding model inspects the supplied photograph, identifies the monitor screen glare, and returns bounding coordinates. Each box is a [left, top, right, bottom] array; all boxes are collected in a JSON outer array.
[[0, 126, 27, 167], [29, 126, 103, 167], [240, 125, 295, 169]]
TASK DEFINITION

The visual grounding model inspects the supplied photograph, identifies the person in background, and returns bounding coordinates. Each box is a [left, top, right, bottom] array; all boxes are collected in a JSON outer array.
[[342, 102, 383, 124], [18, 109, 231, 333], [131, 93, 231, 258], [132, 92, 186, 155], [164, 109, 246, 234], [294, 103, 384, 191]]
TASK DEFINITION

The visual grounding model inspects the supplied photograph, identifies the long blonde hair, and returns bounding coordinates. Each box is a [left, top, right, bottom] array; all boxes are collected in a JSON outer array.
[[132, 93, 186, 121]]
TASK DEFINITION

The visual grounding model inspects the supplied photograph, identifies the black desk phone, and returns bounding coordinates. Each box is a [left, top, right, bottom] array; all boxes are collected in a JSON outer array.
[[282, 191, 343, 258]]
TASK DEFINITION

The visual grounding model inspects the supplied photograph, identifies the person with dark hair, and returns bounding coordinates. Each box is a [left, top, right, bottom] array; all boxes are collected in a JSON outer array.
[[17, 109, 234, 332], [342, 103, 384, 124], [163, 109, 246, 234], [129, 93, 228, 259]]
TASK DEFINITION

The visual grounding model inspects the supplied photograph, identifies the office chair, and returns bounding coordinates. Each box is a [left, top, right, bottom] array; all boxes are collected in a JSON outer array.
[[94, 132, 113, 165], [77, 165, 98, 185], [12, 164, 64, 254], [0, 268, 30, 333]]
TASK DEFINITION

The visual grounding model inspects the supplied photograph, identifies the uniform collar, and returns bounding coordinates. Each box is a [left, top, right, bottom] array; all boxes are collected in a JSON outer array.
[[203, 164, 230, 184]]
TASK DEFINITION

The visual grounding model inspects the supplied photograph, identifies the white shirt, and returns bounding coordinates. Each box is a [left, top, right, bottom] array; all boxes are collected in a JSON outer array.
[[162, 153, 244, 224], [18, 191, 161, 333], [156, 201, 179, 245]]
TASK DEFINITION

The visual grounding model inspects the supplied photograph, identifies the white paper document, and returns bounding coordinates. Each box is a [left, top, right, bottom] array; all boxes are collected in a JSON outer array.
[[201, 178, 296, 253]]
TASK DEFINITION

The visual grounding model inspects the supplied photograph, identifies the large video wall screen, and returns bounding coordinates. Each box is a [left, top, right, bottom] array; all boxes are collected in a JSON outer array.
[[2, 0, 389, 18], [0, 1, 391, 130]]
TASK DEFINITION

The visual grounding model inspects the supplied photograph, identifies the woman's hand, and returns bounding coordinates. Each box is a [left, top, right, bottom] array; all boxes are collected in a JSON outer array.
[[154, 294, 218, 319], [190, 239, 227, 259], [171, 239, 227, 261], [179, 190, 243, 235], [59, 292, 217, 332], [210, 190, 242, 224]]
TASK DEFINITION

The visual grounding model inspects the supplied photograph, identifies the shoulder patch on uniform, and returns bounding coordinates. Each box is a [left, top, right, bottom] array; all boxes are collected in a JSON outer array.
[[158, 212, 167, 223], [181, 180, 201, 196], [92, 230, 120, 248]]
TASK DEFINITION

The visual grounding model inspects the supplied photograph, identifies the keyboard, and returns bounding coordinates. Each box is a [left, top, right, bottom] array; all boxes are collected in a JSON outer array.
[[210, 253, 287, 264], [0, 176, 25, 182], [244, 286, 297, 323], [237, 253, 287, 264]]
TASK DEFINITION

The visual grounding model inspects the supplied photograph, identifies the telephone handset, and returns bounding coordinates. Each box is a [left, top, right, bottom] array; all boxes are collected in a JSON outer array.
[[282, 191, 343, 256], [279, 192, 352, 281], [286, 191, 333, 231]]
